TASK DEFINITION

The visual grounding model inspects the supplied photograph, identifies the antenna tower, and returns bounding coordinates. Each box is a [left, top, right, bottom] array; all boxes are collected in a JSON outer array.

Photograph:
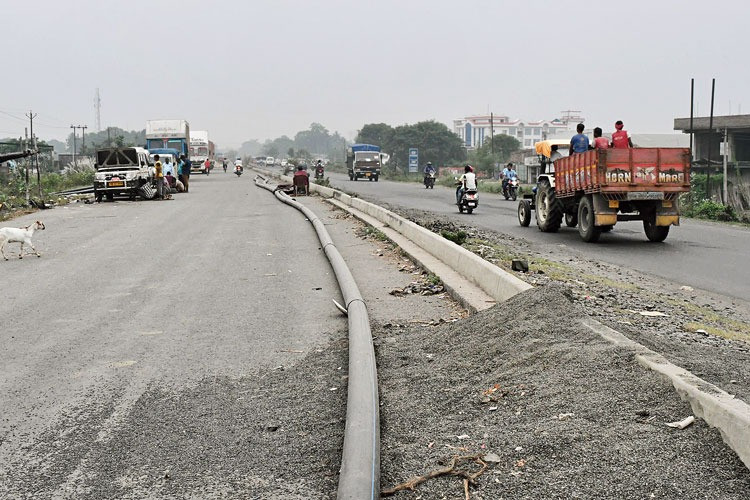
[[94, 88, 102, 132]]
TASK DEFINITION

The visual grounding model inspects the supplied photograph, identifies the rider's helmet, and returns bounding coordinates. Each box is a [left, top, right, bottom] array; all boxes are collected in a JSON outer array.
[[427, 162, 432, 166], [465, 164, 474, 173]]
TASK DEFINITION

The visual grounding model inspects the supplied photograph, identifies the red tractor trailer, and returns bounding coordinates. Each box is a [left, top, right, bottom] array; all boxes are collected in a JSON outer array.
[[519, 142, 691, 242]]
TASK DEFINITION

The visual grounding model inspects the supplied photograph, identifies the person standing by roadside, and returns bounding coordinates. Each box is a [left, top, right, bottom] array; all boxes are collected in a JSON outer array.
[[154, 154, 164, 200], [611, 120, 633, 149], [180, 154, 191, 192], [163, 156, 174, 177]]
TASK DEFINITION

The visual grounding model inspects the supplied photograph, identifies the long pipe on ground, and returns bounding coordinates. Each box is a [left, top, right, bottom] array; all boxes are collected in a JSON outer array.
[[254, 176, 380, 500]]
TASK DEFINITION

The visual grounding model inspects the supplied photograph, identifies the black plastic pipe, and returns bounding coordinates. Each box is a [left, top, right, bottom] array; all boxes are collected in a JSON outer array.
[[254, 176, 380, 500]]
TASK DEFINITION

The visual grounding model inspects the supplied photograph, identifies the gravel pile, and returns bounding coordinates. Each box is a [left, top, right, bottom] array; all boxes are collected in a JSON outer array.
[[397, 209, 750, 404], [376, 284, 750, 498]]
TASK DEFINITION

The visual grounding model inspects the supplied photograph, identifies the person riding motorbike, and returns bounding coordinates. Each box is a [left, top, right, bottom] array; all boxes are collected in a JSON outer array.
[[456, 165, 477, 204], [424, 162, 436, 187], [501, 162, 517, 194], [314, 160, 324, 179], [222, 159, 227, 173]]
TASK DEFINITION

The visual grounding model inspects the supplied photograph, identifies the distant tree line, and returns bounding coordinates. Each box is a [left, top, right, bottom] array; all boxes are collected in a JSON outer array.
[[239, 123, 348, 163], [64, 127, 146, 155], [355, 120, 467, 175]]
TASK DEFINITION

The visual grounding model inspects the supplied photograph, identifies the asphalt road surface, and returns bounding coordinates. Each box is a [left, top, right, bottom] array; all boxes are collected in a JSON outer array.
[[323, 170, 750, 302], [0, 172, 349, 497]]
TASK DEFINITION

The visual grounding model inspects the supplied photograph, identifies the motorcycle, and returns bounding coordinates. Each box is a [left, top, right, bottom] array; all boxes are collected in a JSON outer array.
[[457, 188, 479, 214], [235, 165, 243, 177], [423, 171, 435, 189], [315, 165, 324, 180], [503, 177, 519, 201]]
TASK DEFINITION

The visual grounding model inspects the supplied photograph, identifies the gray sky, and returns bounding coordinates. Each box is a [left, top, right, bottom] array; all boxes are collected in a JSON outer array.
[[2, 0, 748, 148]]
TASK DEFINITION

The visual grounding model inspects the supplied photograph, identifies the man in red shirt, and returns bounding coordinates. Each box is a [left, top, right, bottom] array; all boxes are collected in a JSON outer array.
[[611, 120, 633, 148], [593, 127, 609, 149]]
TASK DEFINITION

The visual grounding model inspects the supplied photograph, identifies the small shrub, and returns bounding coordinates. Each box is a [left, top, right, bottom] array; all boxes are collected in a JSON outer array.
[[441, 229, 467, 246], [686, 199, 736, 221]]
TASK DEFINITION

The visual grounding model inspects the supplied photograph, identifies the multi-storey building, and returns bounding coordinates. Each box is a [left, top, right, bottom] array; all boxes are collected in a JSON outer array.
[[453, 113, 582, 150]]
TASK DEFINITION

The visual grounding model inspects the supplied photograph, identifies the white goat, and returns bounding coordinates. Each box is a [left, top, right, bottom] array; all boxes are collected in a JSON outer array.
[[0, 221, 46, 260]]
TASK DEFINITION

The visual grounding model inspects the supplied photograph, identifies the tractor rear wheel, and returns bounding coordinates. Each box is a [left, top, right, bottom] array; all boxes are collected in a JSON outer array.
[[535, 180, 563, 232]]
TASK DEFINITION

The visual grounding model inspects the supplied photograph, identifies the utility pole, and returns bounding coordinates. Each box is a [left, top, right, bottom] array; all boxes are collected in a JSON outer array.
[[80, 125, 88, 154], [707, 78, 715, 200], [723, 127, 728, 205], [24, 127, 30, 204], [27, 110, 42, 200], [490, 112, 494, 155], [107, 126, 111, 147], [70, 125, 78, 168]]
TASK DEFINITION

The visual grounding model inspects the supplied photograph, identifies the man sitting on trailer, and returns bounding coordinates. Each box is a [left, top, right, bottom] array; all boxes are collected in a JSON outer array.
[[569, 123, 590, 156], [593, 127, 610, 149], [611, 120, 634, 148]]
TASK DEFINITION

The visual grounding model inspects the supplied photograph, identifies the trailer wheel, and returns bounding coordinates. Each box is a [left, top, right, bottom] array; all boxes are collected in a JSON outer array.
[[535, 180, 563, 232], [644, 218, 670, 242], [518, 199, 531, 227], [94, 190, 102, 203], [578, 195, 602, 242], [565, 212, 578, 227]]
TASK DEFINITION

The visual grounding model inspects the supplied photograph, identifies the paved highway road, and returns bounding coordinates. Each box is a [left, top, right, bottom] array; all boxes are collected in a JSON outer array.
[[323, 170, 750, 302], [0, 173, 348, 496]]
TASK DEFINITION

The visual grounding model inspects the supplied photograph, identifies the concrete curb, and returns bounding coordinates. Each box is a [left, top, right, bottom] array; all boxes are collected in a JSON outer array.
[[326, 198, 497, 313], [258, 169, 531, 303], [258, 167, 750, 471], [583, 317, 750, 470]]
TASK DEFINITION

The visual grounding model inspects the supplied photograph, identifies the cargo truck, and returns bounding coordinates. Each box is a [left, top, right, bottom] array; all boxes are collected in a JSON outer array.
[[189, 130, 215, 174], [518, 142, 691, 242], [346, 144, 382, 181], [145, 119, 190, 158]]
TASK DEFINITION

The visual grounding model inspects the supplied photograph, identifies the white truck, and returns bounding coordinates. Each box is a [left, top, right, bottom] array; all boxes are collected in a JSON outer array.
[[145, 119, 190, 158], [189, 130, 215, 174]]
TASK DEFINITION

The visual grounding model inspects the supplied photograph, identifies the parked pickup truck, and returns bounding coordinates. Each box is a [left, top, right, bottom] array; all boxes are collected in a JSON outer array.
[[93, 147, 154, 201], [518, 143, 691, 242]]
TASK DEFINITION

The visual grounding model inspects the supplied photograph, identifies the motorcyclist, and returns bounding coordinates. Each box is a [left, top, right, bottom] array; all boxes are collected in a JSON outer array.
[[222, 159, 227, 173], [456, 165, 477, 205], [424, 162, 436, 176], [315, 159, 324, 178], [501, 162, 517, 194]]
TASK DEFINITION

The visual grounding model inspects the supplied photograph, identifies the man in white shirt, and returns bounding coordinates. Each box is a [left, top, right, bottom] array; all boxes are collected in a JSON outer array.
[[456, 165, 477, 204]]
